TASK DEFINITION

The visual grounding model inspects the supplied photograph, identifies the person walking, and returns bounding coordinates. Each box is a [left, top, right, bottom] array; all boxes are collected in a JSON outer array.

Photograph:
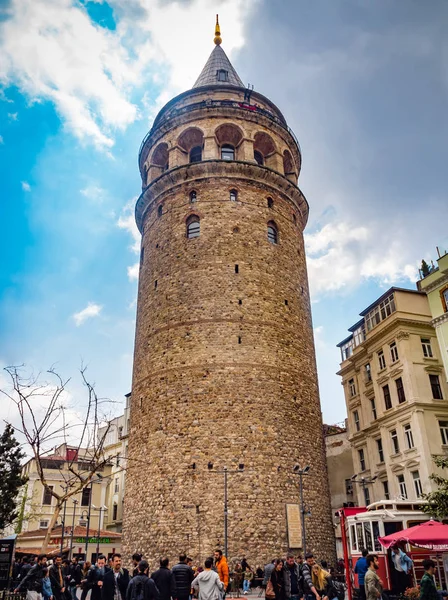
[[270, 560, 287, 600], [263, 562, 275, 590], [419, 559, 439, 600], [364, 555, 383, 600], [42, 568, 54, 600], [14, 554, 48, 600], [151, 558, 177, 600], [302, 554, 320, 600], [80, 562, 92, 600], [192, 559, 223, 600], [85, 555, 109, 600], [68, 558, 82, 600], [243, 569, 253, 595], [284, 554, 302, 600], [172, 555, 194, 600], [132, 556, 143, 579], [391, 545, 413, 594], [50, 556, 67, 600], [101, 553, 130, 600], [354, 550, 368, 600], [213, 551, 229, 595], [127, 560, 159, 600]]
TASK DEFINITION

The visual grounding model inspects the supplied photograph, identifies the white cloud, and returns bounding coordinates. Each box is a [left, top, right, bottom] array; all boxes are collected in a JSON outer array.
[[7, 112, 18, 121], [127, 262, 140, 281], [0, 0, 254, 149], [21, 181, 31, 191], [72, 302, 103, 326], [305, 219, 418, 298], [80, 185, 106, 202]]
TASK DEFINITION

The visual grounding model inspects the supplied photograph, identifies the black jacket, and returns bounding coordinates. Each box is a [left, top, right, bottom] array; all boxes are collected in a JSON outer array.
[[171, 564, 194, 600], [50, 564, 66, 598], [102, 568, 130, 600], [126, 575, 160, 600], [69, 564, 82, 586], [151, 567, 177, 600], [17, 563, 46, 592], [86, 566, 110, 600]]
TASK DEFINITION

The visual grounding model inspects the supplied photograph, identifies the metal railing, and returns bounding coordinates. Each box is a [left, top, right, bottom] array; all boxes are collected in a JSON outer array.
[[138, 98, 301, 169]]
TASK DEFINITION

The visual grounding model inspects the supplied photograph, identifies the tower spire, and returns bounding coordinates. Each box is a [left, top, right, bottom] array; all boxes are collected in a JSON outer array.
[[214, 14, 222, 46]]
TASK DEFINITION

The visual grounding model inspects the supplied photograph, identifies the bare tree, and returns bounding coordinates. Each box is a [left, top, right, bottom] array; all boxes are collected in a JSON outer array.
[[1, 365, 117, 552]]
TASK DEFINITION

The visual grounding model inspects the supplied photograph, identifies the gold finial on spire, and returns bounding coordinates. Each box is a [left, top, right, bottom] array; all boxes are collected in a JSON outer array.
[[214, 14, 222, 45]]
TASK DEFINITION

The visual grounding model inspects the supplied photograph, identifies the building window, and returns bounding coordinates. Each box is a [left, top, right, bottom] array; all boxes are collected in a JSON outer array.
[[439, 421, 448, 445], [396, 377, 406, 404], [391, 429, 400, 454], [390, 341, 399, 363], [378, 350, 386, 371], [404, 424, 414, 449], [186, 215, 200, 239], [189, 190, 197, 203], [230, 189, 238, 202], [364, 487, 370, 506], [430, 374, 444, 399], [217, 69, 228, 82], [365, 363, 372, 382], [442, 287, 448, 312], [39, 520, 49, 529], [114, 478, 119, 493], [383, 384, 392, 410], [81, 487, 91, 507], [113, 503, 118, 520], [353, 410, 360, 432], [267, 222, 278, 245], [221, 144, 235, 160], [358, 448, 366, 472], [382, 480, 390, 500], [189, 146, 202, 163], [267, 197, 274, 209], [365, 293, 396, 332], [42, 486, 53, 506], [158, 205, 163, 218], [397, 474, 407, 499], [421, 338, 433, 358], [412, 471, 423, 498], [254, 150, 264, 165], [349, 378, 357, 398], [376, 438, 384, 463], [370, 398, 377, 421]]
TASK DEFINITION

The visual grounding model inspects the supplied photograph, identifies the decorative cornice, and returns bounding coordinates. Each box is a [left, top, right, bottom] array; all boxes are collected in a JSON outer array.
[[135, 159, 309, 232], [423, 273, 448, 294], [432, 312, 448, 327], [397, 331, 410, 340]]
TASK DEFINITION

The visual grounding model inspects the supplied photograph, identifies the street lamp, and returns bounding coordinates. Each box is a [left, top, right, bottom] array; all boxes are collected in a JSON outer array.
[[69, 499, 79, 560], [183, 504, 202, 563], [293, 465, 311, 552], [207, 463, 244, 559], [351, 474, 377, 506]]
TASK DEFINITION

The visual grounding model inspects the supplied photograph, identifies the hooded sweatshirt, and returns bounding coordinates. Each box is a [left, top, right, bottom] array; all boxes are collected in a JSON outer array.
[[192, 570, 224, 600]]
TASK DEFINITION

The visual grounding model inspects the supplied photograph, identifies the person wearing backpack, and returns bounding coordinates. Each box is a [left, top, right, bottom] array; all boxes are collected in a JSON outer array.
[[126, 560, 160, 600], [151, 557, 177, 600]]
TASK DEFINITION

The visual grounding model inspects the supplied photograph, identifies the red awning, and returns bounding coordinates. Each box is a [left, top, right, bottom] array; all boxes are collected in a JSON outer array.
[[379, 520, 448, 551]]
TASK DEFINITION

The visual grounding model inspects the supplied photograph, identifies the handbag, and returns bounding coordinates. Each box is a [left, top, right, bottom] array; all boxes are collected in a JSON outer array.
[[265, 579, 276, 600]]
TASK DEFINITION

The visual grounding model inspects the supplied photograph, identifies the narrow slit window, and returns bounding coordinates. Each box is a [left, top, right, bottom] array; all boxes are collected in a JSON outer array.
[[158, 205, 163, 218], [235, 264, 239, 274], [189, 190, 197, 203], [230, 189, 238, 202], [267, 197, 274, 209], [186, 215, 200, 239], [267, 221, 278, 244]]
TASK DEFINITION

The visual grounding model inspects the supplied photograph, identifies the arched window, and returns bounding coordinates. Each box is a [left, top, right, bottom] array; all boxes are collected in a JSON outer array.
[[152, 143, 169, 173], [186, 215, 200, 239], [189, 190, 197, 203], [221, 144, 235, 161], [230, 189, 238, 202], [267, 221, 278, 245], [254, 150, 264, 166], [158, 205, 163, 218], [190, 146, 202, 163], [267, 197, 274, 209]]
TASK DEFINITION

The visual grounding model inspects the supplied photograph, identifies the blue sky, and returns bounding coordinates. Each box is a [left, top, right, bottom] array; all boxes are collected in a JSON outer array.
[[0, 0, 447, 428]]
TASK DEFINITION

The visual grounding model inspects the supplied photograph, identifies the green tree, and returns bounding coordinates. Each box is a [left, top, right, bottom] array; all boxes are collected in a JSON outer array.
[[421, 259, 431, 277], [422, 455, 448, 520], [0, 424, 28, 531]]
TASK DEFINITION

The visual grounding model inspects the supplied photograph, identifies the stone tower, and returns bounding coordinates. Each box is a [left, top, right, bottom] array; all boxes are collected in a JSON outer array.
[[123, 19, 335, 565]]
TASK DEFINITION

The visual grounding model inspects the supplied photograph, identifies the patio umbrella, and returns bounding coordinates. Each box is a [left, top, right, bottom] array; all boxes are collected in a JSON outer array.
[[378, 519, 448, 551]]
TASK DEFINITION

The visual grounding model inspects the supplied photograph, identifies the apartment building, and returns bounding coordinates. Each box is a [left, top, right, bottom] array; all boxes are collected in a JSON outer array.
[[417, 250, 448, 382], [337, 287, 448, 505]]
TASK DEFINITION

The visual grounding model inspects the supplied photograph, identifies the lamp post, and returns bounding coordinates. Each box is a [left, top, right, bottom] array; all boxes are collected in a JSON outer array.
[[293, 465, 311, 553], [69, 499, 78, 560], [207, 463, 244, 559], [92, 505, 108, 559], [351, 474, 377, 506], [60, 499, 68, 553], [183, 504, 202, 563]]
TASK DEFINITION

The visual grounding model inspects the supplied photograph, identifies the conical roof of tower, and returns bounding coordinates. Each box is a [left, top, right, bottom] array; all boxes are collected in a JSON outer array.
[[193, 44, 244, 89]]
